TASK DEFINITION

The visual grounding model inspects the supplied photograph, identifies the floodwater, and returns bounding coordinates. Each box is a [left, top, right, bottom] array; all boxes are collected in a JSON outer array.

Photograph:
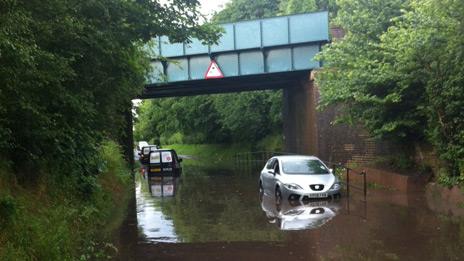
[[119, 163, 464, 261]]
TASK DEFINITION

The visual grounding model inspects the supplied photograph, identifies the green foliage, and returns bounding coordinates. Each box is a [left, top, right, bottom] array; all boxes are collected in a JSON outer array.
[[0, 0, 219, 254], [212, 0, 335, 21], [372, 152, 418, 173], [167, 143, 252, 168], [0, 0, 219, 178], [278, 0, 337, 16], [134, 90, 282, 145], [0, 195, 17, 229], [256, 133, 283, 152], [213, 92, 282, 142], [99, 140, 131, 184], [437, 168, 464, 188], [317, 0, 464, 177], [212, 0, 280, 23], [317, 0, 414, 139], [0, 140, 132, 260], [386, 0, 464, 177], [134, 96, 227, 144], [279, 0, 317, 14]]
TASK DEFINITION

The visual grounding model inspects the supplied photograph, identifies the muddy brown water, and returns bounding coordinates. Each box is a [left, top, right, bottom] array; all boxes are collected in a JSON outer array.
[[116, 164, 464, 261]]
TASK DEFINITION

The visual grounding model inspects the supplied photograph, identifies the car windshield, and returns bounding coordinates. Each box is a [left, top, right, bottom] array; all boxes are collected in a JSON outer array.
[[281, 159, 329, 174]]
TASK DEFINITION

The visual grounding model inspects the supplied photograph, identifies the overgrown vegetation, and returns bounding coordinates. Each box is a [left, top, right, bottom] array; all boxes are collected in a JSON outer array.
[[134, 91, 282, 144], [0, 0, 218, 258], [0, 0, 218, 175], [316, 0, 464, 184], [0, 141, 131, 260], [166, 143, 253, 169]]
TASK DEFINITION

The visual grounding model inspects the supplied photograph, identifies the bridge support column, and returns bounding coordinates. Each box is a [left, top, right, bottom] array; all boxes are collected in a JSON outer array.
[[283, 72, 319, 155]]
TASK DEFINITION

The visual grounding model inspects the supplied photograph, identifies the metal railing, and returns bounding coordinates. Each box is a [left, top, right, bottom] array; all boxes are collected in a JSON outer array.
[[326, 161, 367, 200]]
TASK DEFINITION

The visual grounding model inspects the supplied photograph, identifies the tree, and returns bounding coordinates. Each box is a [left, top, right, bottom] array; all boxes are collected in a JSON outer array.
[[279, 0, 317, 15], [0, 0, 219, 177], [381, 0, 464, 176], [317, 0, 464, 177], [316, 0, 417, 140], [213, 0, 280, 22]]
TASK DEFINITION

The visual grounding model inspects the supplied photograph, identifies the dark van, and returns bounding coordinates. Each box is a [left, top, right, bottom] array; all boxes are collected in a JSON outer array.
[[147, 149, 182, 178]]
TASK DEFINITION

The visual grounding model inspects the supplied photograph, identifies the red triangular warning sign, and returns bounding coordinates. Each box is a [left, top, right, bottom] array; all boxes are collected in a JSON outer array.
[[205, 60, 224, 79]]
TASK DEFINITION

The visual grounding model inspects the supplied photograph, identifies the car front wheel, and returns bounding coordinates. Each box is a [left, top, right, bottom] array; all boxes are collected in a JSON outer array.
[[275, 187, 282, 206]]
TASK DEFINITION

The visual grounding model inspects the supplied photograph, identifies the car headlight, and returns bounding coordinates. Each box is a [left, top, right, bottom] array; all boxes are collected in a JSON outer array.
[[330, 182, 341, 190], [283, 183, 303, 190]]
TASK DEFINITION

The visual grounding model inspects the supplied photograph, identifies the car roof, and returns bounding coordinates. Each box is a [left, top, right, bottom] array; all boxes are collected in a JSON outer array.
[[149, 149, 176, 152], [272, 155, 321, 161]]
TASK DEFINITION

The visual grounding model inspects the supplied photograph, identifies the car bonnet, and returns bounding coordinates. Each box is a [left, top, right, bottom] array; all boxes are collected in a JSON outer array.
[[279, 173, 335, 187]]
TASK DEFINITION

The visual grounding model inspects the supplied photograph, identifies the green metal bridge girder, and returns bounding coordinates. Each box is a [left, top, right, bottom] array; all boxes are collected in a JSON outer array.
[[146, 11, 329, 85]]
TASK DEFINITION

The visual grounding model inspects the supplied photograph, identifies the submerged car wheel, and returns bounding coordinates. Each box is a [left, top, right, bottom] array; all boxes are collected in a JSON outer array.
[[275, 187, 282, 206]]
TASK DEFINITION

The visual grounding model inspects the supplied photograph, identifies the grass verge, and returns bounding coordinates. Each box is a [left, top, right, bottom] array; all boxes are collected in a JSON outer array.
[[0, 140, 132, 260], [165, 143, 252, 168]]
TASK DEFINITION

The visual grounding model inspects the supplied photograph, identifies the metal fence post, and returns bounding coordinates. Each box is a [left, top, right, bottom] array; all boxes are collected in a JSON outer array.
[[363, 170, 367, 198], [346, 168, 350, 197]]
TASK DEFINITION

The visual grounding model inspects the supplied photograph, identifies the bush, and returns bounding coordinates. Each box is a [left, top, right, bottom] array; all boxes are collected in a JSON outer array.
[[0, 195, 16, 229], [437, 168, 464, 188], [0, 140, 132, 260]]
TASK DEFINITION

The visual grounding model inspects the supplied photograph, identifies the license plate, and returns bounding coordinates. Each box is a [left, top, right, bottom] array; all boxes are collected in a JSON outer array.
[[308, 201, 329, 207], [150, 168, 161, 172], [309, 193, 327, 198]]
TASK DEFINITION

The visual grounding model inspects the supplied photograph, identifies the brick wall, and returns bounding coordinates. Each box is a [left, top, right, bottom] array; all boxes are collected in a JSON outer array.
[[282, 72, 437, 170], [313, 87, 394, 165]]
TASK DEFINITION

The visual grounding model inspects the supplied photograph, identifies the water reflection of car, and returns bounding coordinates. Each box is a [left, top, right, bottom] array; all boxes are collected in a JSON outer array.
[[147, 149, 182, 178], [260, 193, 340, 230], [148, 176, 179, 197], [259, 155, 341, 203]]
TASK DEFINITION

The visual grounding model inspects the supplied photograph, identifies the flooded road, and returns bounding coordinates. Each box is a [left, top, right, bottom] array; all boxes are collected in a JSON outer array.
[[124, 164, 464, 261]]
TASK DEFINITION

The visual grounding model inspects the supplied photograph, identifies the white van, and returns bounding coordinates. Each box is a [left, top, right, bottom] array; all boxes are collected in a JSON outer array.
[[137, 141, 149, 152]]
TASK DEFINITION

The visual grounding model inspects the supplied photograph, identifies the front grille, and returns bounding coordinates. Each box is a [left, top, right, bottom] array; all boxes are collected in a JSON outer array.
[[310, 184, 324, 191]]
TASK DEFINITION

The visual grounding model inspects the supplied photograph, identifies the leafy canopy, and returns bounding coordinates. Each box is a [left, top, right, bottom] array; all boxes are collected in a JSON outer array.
[[317, 0, 464, 176], [0, 0, 219, 177]]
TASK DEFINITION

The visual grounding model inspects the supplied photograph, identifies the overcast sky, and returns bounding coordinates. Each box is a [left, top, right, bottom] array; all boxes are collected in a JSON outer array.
[[199, 0, 231, 18]]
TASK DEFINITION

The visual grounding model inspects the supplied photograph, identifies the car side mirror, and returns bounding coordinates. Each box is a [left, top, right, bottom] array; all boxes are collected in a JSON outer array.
[[268, 169, 275, 175], [178, 158, 183, 163]]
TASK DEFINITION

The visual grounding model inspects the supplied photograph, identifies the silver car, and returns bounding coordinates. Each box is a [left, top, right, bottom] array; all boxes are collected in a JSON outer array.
[[260, 193, 341, 230], [259, 155, 341, 203]]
